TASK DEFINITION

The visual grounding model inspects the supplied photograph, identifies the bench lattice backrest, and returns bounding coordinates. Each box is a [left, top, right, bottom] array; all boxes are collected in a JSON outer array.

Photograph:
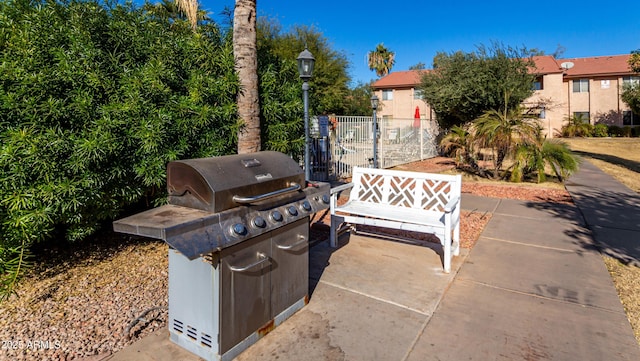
[[351, 167, 461, 212]]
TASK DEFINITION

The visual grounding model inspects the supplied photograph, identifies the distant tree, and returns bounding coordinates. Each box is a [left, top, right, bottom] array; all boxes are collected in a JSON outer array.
[[368, 43, 395, 77], [419, 43, 536, 129], [552, 44, 566, 59], [560, 113, 593, 137], [343, 82, 374, 116], [523, 44, 565, 58], [260, 20, 350, 115], [629, 50, 640, 72], [621, 50, 640, 116], [409, 62, 426, 70]]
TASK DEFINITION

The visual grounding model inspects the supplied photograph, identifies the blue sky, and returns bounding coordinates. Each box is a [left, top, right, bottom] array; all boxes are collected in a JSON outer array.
[[199, 0, 640, 86]]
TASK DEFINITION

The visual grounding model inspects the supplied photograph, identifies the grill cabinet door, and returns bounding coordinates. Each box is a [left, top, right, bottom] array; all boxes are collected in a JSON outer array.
[[220, 232, 272, 353], [271, 218, 309, 317]]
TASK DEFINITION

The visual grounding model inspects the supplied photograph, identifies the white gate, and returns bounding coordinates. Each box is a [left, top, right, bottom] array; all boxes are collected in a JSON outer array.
[[326, 115, 439, 179]]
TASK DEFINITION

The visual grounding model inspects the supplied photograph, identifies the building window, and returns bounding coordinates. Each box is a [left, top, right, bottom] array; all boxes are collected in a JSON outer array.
[[573, 79, 589, 93], [533, 76, 543, 90], [623, 111, 640, 125], [413, 89, 423, 100], [623, 76, 640, 85], [382, 89, 393, 101], [573, 112, 590, 122]]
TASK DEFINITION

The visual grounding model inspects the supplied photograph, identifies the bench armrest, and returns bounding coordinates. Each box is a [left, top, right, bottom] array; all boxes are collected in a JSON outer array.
[[330, 183, 353, 215], [444, 195, 460, 213], [330, 182, 354, 195]]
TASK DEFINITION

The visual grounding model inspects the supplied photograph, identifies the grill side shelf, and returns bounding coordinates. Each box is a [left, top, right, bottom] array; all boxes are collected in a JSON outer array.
[[113, 204, 220, 241]]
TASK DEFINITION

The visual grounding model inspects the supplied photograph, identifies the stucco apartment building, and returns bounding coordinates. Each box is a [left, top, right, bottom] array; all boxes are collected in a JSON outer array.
[[372, 54, 639, 137]]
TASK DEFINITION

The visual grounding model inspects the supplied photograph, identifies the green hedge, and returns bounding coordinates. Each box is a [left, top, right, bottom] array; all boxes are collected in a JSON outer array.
[[0, 0, 242, 297]]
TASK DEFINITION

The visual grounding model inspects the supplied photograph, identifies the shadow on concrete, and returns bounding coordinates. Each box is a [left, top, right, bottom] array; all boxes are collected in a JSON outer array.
[[526, 187, 640, 267], [307, 223, 449, 297], [307, 228, 337, 297], [569, 187, 640, 267]]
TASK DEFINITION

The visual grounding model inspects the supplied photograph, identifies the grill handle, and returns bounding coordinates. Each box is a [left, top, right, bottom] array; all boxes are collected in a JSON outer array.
[[228, 252, 270, 273], [232, 183, 301, 204], [276, 235, 307, 250]]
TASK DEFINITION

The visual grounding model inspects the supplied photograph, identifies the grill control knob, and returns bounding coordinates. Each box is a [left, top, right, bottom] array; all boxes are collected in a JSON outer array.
[[271, 211, 283, 222], [301, 201, 312, 212], [232, 223, 247, 236], [322, 194, 330, 204], [287, 206, 298, 216], [252, 216, 266, 228]]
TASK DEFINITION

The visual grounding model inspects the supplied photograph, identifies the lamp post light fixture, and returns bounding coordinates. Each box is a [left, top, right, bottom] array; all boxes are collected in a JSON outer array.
[[371, 94, 379, 168], [297, 48, 315, 180]]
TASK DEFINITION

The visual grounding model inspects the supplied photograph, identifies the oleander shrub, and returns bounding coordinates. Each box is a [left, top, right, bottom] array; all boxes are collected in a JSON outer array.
[[608, 125, 623, 137], [592, 123, 609, 137], [0, 0, 241, 299], [622, 126, 633, 137]]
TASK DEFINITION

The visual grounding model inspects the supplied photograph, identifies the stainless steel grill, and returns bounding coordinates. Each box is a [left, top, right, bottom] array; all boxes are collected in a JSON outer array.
[[113, 151, 330, 361]]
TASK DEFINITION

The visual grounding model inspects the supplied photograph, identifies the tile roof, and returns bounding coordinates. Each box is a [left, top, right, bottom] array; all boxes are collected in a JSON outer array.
[[561, 54, 633, 78], [371, 54, 636, 88], [531, 56, 563, 74], [372, 70, 426, 89]]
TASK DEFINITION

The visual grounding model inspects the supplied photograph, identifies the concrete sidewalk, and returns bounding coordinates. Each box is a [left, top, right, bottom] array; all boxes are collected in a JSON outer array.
[[105, 160, 640, 361]]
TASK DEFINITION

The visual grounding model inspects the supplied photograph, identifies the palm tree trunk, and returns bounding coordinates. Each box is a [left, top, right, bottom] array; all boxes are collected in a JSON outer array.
[[234, 0, 260, 154]]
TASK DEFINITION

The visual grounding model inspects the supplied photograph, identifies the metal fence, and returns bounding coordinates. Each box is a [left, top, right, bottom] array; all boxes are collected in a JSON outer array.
[[309, 115, 440, 180]]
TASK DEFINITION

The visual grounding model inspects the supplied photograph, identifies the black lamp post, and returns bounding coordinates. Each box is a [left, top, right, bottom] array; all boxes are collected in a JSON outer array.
[[371, 94, 379, 168], [297, 48, 315, 180]]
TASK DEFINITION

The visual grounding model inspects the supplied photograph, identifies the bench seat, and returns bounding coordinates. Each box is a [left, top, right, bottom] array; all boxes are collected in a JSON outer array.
[[330, 166, 461, 273]]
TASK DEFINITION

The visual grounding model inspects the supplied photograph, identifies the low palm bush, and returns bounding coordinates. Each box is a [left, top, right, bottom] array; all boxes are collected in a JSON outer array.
[[440, 98, 579, 183], [560, 114, 593, 137]]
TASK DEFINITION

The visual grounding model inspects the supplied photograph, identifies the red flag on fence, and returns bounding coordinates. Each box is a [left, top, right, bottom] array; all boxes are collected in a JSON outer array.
[[413, 106, 421, 128]]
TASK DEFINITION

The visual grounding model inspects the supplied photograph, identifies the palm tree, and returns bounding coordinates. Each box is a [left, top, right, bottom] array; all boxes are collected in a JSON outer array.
[[511, 127, 579, 183], [175, 0, 198, 30], [148, 0, 210, 27], [234, 0, 260, 154], [440, 124, 477, 169], [560, 113, 592, 137], [368, 43, 395, 77], [473, 104, 539, 179]]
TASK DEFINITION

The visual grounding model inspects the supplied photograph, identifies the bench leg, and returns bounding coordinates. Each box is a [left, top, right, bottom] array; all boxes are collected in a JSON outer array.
[[330, 215, 344, 248], [453, 222, 460, 256], [443, 233, 451, 274]]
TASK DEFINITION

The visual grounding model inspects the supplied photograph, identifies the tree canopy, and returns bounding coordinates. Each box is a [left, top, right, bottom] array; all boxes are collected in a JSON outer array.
[[258, 20, 351, 116], [621, 49, 640, 116], [419, 43, 537, 129]]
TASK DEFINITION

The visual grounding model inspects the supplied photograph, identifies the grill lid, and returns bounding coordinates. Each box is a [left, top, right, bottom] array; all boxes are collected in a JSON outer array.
[[167, 151, 305, 212]]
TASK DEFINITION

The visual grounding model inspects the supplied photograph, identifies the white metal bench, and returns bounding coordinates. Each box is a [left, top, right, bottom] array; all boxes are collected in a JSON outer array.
[[330, 166, 462, 273]]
